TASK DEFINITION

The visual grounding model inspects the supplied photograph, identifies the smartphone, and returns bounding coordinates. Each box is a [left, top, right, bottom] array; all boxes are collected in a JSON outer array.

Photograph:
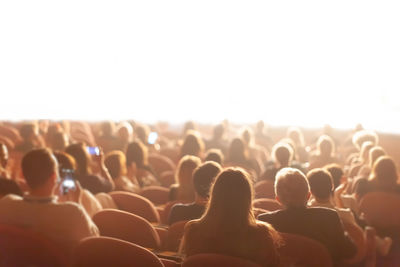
[[87, 146, 100, 156], [148, 132, 158, 145], [60, 168, 76, 194]]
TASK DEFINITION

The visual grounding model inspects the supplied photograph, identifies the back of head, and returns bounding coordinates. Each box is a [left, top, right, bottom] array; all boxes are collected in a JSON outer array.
[[317, 135, 335, 157], [19, 123, 38, 141], [272, 142, 293, 167], [100, 121, 115, 137], [241, 127, 253, 145], [325, 164, 343, 189], [204, 149, 224, 165], [369, 146, 386, 168], [180, 130, 204, 158], [51, 131, 69, 151], [176, 155, 201, 186], [192, 161, 222, 198], [203, 168, 255, 229], [126, 141, 147, 168], [352, 130, 379, 150], [213, 124, 225, 140], [360, 141, 374, 162], [105, 151, 127, 179], [22, 148, 57, 189], [228, 138, 246, 163], [53, 151, 76, 172], [307, 168, 333, 200], [65, 143, 89, 175], [275, 168, 309, 207], [117, 122, 133, 141], [287, 127, 304, 146], [135, 124, 149, 144], [369, 156, 398, 185]]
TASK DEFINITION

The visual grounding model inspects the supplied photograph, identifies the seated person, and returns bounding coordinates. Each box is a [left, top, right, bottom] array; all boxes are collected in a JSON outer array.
[[309, 135, 340, 169], [14, 122, 43, 154], [0, 148, 99, 254], [307, 168, 355, 224], [258, 168, 356, 265], [354, 156, 400, 201], [259, 142, 293, 182], [204, 149, 224, 165], [181, 168, 281, 267], [169, 155, 201, 202], [169, 161, 221, 225], [65, 143, 114, 194], [0, 143, 22, 197], [104, 150, 140, 193], [54, 151, 102, 218]]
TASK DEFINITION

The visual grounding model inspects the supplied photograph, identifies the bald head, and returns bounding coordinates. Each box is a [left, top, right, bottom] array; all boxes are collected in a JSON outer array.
[[275, 168, 310, 207]]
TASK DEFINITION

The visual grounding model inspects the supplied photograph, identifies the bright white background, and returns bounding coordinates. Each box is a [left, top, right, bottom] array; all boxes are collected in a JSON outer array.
[[0, 1, 399, 131]]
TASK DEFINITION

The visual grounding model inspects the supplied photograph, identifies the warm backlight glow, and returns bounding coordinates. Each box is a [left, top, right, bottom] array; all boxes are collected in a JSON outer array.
[[1, 1, 399, 132]]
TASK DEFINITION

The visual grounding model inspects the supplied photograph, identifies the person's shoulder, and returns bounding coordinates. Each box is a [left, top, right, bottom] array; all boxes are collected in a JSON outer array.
[[307, 206, 338, 215], [257, 209, 281, 221]]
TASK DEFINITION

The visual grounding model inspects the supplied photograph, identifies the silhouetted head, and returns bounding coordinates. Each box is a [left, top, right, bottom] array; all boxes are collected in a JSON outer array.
[[368, 146, 386, 168], [325, 164, 344, 189], [212, 124, 225, 140], [203, 168, 255, 228], [105, 151, 127, 179], [193, 161, 222, 198], [19, 123, 39, 141], [53, 151, 76, 173], [275, 168, 310, 207], [369, 156, 398, 186], [228, 138, 247, 163], [100, 121, 116, 137], [317, 135, 335, 157], [180, 130, 204, 158], [65, 143, 91, 176], [272, 142, 293, 167], [126, 141, 148, 168], [352, 130, 379, 150], [307, 168, 333, 200], [22, 148, 58, 190], [175, 155, 201, 186], [205, 149, 224, 165]]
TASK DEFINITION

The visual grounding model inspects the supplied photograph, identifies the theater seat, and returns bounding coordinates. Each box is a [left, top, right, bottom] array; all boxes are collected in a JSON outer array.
[[182, 253, 262, 267], [252, 198, 282, 212], [93, 209, 162, 249], [278, 233, 333, 267], [165, 220, 188, 252], [140, 186, 170, 205], [359, 192, 400, 238], [110, 191, 160, 223], [0, 224, 67, 267], [148, 153, 176, 176], [95, 192, 118, 209], [72, 236, 164, 267]]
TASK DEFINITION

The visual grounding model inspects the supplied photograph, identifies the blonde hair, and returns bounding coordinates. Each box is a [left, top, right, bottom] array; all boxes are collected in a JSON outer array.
[[175, 155, 201, 201]]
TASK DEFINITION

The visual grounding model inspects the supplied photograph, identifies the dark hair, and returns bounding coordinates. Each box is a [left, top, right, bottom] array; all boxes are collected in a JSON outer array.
[[21, 148, 57, 189], [325, 164, 343, 189], [126, 141, 147, 168], [193, 161, 222, 198], [272, 143, 293, 166], [180, 131, 204, 158], [65, 143, 90, 175], [204, 149, 224, 165], [228, 138, 247, 163], [307, 168, 333, 200]]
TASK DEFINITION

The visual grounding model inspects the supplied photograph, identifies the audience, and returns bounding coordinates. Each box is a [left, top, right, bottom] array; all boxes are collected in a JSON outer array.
[[0, 149, 99, 254], [169, 155, 201, 202], [125, 141, 158, 187], [1, 119, 399, 265], [181, 168, 281, 266], [169, 161, 221, 225], [65, 143, 114, 194], [258, 168, 356, 265], [104, 150, 140, 193]]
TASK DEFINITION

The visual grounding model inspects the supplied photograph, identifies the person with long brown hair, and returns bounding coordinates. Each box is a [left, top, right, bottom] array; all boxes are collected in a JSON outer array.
[[180, 168, 281, 266]]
